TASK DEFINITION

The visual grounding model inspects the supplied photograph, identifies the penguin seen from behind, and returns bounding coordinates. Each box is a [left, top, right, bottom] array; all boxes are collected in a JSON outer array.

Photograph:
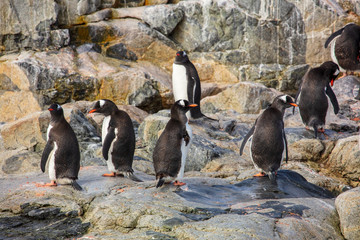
[[40, 103, 82, 191], [295, 61, 340, 138], [240, 95, 298, 181], [153, 100, 197, 188], [89, 99, 141, 182], [172, 51, 215, 120]]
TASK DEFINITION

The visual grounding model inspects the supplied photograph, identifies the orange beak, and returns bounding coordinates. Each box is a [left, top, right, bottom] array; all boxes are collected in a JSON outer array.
[[330, 79, 334, 86], [290, 103, 298, 107], [48, 108, 54, 111], [89, 109, 97, 113], [188, 104, 198, 108]]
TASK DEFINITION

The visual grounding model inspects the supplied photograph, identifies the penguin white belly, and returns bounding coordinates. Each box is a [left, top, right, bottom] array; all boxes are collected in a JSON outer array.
[[178, 122, 192, 179], [248, 137, 262, 172], [48, 142, 58, 181], [172, 64, 189, 101], [102, 116, 111, 145], [46, 124, 53, 141], [106, 128, 118, 173], [330, 40, 346, 72]]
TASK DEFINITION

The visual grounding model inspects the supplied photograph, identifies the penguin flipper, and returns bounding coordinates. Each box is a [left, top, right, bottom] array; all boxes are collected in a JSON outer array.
[[293, 86, 301, 115], [71, 181, 83, 191], [282, 128, 288, 163], [102, 127, 116, 160], [324, 26, 345, 48], [325, 84, 339, 114], [41, 141, 54, 172], [239, 125, 255, 155]]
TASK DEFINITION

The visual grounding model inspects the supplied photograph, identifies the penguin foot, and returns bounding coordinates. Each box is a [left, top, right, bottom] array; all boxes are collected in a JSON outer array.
[[173, 180, 186, 186], [253, 172, 266, 177], [37, 180, 57, 187], [102, 172, 116, 177], [318, 128, 325, 133]]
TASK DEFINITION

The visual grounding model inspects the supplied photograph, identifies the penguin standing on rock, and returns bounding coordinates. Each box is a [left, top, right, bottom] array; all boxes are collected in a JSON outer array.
[[153, 100, 197, 188], [172, 51, 215, 120], [40, 104, 82, 191], [295, 61, 340, 138], [89, 99, 141, 181], [240, 95, 298, 181], [324, 23, 360, 77]]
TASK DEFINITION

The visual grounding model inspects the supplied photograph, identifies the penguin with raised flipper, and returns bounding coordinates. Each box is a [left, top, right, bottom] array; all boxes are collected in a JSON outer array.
[[295, 61, 340, 138], [89, 99, 141, 182], [172, 51, 216, 120], [153, 100, 197, 188], [40, 103, 82, 191], [240, 95, 298, 181]]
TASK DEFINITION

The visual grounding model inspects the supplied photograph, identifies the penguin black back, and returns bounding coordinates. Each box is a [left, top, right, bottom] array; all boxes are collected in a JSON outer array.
[[240, 95, 297, 181], [297, 61, 339, 138], [153, 100, 197, 188]]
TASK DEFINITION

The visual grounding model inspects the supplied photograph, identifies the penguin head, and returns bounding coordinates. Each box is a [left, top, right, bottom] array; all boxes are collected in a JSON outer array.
[[272, 95, 298, 110], [89, 99, 118, 116], [171, 100, 197, 120], [174, 51, 189, 63], [320, 61, 340, 86], [48, 103, 64, 119]]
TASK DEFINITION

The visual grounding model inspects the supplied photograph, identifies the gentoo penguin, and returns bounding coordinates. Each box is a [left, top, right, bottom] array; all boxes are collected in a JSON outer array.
[[89, 99, 141, 181], [40, 104, 82, 191], [295, 61, 340, 138], [240, 95, 298, 181], [172, 51, 215, 120], [153, 100, 197, 188], [324, 23, 360, 76]]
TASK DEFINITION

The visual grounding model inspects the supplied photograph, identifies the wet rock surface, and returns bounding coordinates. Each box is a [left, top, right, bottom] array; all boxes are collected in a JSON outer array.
[[0, 167, 343, 239]]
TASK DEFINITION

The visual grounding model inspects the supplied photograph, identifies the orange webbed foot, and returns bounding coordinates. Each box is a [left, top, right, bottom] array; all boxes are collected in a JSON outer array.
[[36, 180, 57, 187], [173, 180, 186, 186], [253, 172, 266, 177], [102, 172, 116, 177]]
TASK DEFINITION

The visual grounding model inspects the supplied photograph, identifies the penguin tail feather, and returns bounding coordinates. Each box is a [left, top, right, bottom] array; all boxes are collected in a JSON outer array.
[[268, 171, 277, 183], [156, 178, 165, 188], [128, 173, 143, 182], [71, 181, 83, 191]]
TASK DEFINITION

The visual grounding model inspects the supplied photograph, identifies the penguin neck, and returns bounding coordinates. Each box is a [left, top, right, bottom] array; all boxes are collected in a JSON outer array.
[[171, 112, 188, 124], [50, 114, 65, 123], [269, 105, 285, 117]]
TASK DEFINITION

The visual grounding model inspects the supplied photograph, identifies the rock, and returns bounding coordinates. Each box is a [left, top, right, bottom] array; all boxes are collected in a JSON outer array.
[[336, 187, 360, 240], [145, 0, 168, 5], [56, 0, 101, 26], [324, 136, 360, 186], [0, 167, 344, 239], [142, 5, 184, 35], [106, 43, 138, 61], [202, 81, 280, 114], [0, 149, 40, 175], [0, 0, 59, 53]]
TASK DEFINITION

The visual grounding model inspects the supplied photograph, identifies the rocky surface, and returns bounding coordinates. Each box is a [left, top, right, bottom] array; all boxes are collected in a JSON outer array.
[[0, 166, 343, 240]]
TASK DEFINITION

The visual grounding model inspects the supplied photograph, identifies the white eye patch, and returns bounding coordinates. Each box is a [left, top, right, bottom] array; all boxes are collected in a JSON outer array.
[[179, 100, 186, 107], [334, 69, 340, 76], [279, 95, 288, 103], [100, 100, 105, 108], [183, 51, 187, 56], [57, 104, 61, 110]]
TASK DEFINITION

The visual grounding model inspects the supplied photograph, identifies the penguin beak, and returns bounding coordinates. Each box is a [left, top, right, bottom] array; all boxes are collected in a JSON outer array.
[[48, 108, 54, 111], [176, 53, 180, 56], [188, 104, 198, 108], [330, 79, 334, 86], [89, 109, 97, 113], [290, 103, 298, 107]]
